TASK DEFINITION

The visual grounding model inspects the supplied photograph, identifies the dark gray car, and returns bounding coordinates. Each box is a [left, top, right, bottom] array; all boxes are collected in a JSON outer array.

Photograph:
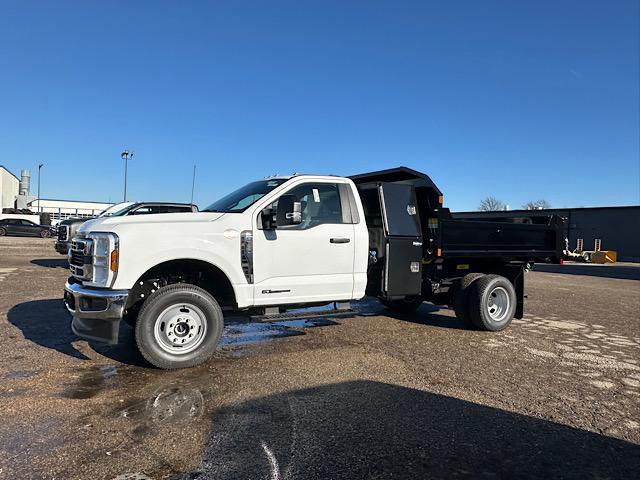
[[0, 218, 55, 238]]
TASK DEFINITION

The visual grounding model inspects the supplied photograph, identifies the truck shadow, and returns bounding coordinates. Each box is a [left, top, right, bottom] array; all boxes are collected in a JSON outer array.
[[7, 299, 148, 366], [6, 299, 346, 367], [8, 299, 467, 368], [534, 263, 640, 280], [383, 303, 469, 330], [31, 258, 69, 269], [7, 299, 90, 360], [175, 380, 640, 479]]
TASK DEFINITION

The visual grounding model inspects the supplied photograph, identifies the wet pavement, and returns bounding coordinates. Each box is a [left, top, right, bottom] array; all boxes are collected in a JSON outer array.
[[1, 236, 639, 479]]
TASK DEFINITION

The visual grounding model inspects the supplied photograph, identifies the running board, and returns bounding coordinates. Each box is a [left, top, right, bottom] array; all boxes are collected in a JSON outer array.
[[252, 304, 354, 323]]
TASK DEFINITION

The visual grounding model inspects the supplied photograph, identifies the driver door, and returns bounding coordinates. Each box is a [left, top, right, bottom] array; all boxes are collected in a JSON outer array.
[[252, 181, 355, 306]]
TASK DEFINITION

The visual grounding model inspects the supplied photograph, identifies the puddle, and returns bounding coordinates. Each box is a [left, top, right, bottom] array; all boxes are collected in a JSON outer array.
[[0, 387, 28, 397], [220, 317, 339, 347], [6, 370, 36, 379], [61, 364, 119, 399], [119, 385, 204, 426], [112, 474, 155, 480]]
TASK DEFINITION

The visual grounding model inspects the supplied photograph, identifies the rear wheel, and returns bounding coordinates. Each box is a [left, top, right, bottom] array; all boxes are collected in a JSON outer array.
[[0, 227, 6, 236], [453, 273, 484, 325], [135, 284, 224, 369], [381, 295, 423, 314], [467, 274, 516, 331]]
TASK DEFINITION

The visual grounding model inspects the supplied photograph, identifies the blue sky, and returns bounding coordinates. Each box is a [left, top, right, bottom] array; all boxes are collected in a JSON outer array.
[[0, 1, 638, 211]]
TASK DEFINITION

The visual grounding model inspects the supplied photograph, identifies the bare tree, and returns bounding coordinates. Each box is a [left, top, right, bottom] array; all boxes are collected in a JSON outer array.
[[523, 199, 551, 210], [478, 196, 506, 211]]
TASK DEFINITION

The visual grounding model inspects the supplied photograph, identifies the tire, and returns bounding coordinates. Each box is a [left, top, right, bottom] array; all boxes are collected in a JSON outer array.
[[40, 229, 51, 238], [135, 283, 224, 369], [381, 295, 423, 314], [467, 274, 516, 332], [452, 273, 484, 325], [0, 227, 6, 236]]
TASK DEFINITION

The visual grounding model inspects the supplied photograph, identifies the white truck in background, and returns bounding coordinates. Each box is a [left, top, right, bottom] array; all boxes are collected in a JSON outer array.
[[64, 167, 562, 369]]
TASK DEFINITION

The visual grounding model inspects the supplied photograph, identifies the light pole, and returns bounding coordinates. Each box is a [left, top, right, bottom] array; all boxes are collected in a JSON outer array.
[[37, 163, 44, 213], [190, 164, 196, 204], [121, 150, 134, 202]]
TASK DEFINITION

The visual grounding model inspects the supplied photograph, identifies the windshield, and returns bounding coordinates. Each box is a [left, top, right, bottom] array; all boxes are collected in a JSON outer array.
[[98, 202, 135, 217], [203, 179, 287, 213]]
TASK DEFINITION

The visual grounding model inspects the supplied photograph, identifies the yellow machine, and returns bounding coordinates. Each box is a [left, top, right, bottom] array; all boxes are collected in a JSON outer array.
[[563, 238, 617, 264]]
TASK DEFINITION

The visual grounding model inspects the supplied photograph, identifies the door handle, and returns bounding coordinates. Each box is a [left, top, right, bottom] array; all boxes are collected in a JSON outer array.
[[330, 238, 351, 244]]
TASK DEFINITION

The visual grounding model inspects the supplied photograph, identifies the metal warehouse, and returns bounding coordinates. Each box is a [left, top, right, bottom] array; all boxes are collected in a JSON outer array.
[[452, 206, 640, 263]]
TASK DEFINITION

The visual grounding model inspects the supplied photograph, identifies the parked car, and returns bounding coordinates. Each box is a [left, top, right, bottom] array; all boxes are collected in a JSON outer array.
[[63, 167, 562, 369], [55, 202, 198, 254], [0, 218, 55, 238]]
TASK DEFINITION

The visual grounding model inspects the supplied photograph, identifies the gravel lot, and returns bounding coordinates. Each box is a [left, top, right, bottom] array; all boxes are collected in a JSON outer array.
[[1, 236, 639, 479]]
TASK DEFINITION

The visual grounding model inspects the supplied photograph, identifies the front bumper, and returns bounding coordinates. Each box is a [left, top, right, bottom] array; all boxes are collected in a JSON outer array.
[[55, 241, 70, 254], [64, 280, 129, 344]]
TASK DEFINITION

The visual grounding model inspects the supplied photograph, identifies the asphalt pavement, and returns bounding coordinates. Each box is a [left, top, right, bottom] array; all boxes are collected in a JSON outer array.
[[1, 237, 639, 479]]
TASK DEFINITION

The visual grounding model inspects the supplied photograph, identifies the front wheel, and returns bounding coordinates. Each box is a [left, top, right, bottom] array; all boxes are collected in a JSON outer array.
[[467, 275, 516, 331], [40, 229, 51, 238], [135, 284, 224, 369]]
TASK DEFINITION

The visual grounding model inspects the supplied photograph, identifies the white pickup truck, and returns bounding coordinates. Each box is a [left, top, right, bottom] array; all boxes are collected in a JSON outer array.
[[64, 167, 562, 369]]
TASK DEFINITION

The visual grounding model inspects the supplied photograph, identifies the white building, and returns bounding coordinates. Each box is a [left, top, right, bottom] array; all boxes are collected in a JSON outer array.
[[30, 198, 113, 221], [0, 165, 20, 210], [0, 165, 113, 224]]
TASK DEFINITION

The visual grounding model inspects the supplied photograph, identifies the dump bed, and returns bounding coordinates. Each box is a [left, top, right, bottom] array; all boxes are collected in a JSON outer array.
[[351, 167, 564, 268], [438, 212, 563, 263]]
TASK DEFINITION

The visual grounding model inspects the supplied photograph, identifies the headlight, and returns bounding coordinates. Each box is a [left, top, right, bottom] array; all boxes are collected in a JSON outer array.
[[87, 232, 119, 287]]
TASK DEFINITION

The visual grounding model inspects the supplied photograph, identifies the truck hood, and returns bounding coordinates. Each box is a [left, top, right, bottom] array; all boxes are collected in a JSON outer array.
[[78, 212, 226, 235]]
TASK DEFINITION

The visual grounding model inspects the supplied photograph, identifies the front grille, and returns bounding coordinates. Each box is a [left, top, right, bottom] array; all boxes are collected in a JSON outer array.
[[58, 225, 69, 242], [69, 238, 93, 280]]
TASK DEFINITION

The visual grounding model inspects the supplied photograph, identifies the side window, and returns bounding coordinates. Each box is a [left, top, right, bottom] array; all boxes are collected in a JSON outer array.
[[275, 183, 344, 229], [20, 220, 35, 226], [164, 206, 192, 213], [130, 206, 160, 215]]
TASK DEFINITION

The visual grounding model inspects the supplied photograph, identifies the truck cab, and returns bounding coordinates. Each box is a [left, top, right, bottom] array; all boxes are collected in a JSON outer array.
[[64, 168, 562, 369]]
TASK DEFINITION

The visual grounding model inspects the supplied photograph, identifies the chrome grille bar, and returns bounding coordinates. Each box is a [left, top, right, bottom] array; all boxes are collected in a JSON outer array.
[[69, 238, 94, 281]]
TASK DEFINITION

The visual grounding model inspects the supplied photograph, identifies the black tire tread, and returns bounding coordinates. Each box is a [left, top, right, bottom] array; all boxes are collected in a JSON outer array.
[[453, 273, 485, 325]]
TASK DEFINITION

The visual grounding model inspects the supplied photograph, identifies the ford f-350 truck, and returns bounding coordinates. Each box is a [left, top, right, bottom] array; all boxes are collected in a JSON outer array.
[[64, 167, 562, 369]]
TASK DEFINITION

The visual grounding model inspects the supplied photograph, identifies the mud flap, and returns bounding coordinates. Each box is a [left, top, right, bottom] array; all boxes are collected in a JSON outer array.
[[508, 268, 525, 319], [71, 316, 120, 345]]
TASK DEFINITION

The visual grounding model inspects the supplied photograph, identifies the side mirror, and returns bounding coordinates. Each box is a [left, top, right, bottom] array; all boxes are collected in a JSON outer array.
[[260, 207, 275, 230], [276, 195, 302, 226]]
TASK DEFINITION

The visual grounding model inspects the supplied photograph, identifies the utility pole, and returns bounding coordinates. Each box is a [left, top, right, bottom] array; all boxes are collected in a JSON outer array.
[[121, 150, 134, 202], [37, 163, 44, 213], [190, 164, 196, 204]]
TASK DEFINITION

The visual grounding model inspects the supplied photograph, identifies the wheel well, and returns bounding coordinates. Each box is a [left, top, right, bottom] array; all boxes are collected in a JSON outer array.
[[125, 259, 236, 313]]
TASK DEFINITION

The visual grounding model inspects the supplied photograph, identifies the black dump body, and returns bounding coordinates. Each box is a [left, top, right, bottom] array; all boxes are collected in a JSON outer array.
[[350, 167, 563, 310]]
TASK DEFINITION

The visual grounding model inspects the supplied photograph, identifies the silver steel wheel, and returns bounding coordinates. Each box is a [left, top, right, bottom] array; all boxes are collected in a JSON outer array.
[[486, 286, 510, 322], [153, 303, 208, 355]]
